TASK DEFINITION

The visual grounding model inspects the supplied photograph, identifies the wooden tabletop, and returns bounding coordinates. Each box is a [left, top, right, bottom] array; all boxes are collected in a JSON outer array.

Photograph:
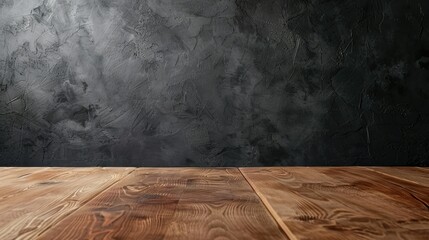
[[0, 167, 427, 240]]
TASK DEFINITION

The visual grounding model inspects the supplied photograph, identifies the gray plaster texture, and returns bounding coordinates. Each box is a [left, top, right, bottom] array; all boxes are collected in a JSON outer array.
[[0, 0, 428, 166]]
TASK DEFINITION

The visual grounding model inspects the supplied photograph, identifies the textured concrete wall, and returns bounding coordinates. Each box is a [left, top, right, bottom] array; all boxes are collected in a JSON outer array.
[[0, 0, 428, 166]]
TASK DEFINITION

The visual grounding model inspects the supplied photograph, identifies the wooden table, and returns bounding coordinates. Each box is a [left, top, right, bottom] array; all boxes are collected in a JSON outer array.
[[0, 167, 427, 240]]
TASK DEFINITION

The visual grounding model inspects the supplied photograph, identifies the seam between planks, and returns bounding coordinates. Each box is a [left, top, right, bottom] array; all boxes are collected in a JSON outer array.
[[238, 168, 298, 240], [35, 167, 136, 239], [362, 167, 427, 187]]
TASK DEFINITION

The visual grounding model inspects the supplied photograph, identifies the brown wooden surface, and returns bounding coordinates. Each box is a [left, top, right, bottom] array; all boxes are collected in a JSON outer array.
[[0, 167, 47, 182], [367, 167, 429, 187], [38, 168, 287, 240], [0, 167, 427, 240], [0, 167, 133, 240], [241, 167, 429, 240]]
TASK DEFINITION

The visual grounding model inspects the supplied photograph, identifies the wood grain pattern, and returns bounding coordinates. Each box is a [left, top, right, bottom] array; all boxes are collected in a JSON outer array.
[[240, 167, 429, 240], [367, 167, 429, 187], [38, 168, 288, 240], [0, 167, 133, 240], [0, 167, 47, 182], [1, 167, 427, 240]]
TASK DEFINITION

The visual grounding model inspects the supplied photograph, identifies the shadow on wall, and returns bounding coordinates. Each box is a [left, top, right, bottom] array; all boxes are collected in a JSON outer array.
[[0, 0, 428, 166]]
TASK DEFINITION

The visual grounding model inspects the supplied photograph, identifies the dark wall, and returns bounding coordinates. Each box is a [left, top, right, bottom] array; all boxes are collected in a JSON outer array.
[[0, 0, 428, 166]]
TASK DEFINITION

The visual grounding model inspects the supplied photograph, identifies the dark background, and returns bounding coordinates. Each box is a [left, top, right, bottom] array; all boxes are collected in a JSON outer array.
[[1, 0, 428, 166]]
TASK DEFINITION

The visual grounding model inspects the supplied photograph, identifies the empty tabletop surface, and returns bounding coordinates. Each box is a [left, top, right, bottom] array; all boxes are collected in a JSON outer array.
[[0, 167, 427, 240]]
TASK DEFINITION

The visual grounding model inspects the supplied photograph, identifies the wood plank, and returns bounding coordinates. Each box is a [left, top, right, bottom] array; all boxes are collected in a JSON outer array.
[[0, 167, 133, 240], [0, 167, 47, 181], [39, 168, 288, 240], [240, 167, 429, 240], [367, 167, 429, 187]]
